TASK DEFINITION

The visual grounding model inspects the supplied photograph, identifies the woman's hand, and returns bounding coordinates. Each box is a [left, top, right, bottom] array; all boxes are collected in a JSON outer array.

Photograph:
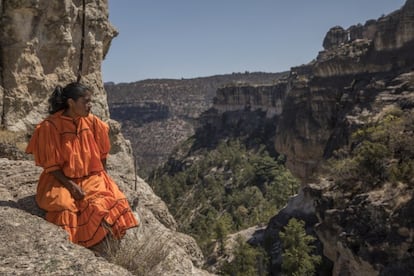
[[67, 181, 86, 200], [51, 170, 86, 201]]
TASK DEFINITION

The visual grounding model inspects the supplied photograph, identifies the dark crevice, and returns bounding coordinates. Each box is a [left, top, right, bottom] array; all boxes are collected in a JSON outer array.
[[0, 0, 6, 127]]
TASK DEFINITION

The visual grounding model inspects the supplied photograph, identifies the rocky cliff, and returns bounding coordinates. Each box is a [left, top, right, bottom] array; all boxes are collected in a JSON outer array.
[[0, 1, 211, 275]]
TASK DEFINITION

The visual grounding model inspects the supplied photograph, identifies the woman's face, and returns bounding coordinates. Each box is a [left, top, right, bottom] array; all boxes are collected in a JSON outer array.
[[69, 91, 92, 117]]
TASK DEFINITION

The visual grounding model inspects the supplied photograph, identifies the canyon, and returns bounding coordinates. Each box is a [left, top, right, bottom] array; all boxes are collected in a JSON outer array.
[[0, 0, 413, 275]]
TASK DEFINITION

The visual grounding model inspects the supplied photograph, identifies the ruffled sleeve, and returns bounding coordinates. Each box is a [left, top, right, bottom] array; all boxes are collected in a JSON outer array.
[[26, 120, 63, 173], [91, 115, 111, 160]]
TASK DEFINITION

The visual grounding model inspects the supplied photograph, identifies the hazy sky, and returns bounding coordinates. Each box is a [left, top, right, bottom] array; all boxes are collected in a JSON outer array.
[[102, 0, 406, 83]]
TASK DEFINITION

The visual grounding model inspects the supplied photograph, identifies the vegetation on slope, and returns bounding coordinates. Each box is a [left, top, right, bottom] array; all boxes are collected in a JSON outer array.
[[327, 106, 414, 189], [149, 138, 299, 256], [220, 236, 268, 276]]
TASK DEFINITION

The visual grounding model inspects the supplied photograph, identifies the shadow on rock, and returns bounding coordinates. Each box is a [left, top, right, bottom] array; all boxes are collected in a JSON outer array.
[[0, 196, 45, 217], [17, 195, 45, 217]]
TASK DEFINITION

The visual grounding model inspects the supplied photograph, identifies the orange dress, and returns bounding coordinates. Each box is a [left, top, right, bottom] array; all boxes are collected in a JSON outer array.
[[26, 110, 138, 248]]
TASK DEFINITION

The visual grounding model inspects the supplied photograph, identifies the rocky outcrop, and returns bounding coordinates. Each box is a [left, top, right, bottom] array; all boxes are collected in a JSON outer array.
[[0, 1, 211, 275], [314, 0, 414, 77], [213, 82, 287, 118], [311, 174, 414, 275], [322, 26, 349, 50]]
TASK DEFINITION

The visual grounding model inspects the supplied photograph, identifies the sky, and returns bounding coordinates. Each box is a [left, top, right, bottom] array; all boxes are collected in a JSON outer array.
[[102, 0, 406, 84]]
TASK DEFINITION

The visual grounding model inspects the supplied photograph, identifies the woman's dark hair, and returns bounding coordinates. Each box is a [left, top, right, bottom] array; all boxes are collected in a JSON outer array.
[[48, 82, 90, 114]]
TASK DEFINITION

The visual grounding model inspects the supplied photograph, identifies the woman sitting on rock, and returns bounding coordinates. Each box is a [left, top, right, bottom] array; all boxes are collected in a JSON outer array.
[[26, 82, 138, 248]]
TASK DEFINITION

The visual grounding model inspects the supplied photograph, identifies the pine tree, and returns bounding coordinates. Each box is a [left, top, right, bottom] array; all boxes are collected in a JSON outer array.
[[279, 218, 321, 276]]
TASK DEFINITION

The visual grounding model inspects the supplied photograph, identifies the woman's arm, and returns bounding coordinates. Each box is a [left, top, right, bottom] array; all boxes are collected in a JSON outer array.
[[50, 170, 85, 200], [101, 158, 107, 171]]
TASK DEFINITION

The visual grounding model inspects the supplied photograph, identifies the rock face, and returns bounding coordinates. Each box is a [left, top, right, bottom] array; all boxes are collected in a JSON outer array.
[[311, 176, 414, 275], [213, 82, 287, 118], [315, 0, 414, 78], [322, 26, 348, 50], [0, 0, 116, 131], [0, 1, 211, 275]]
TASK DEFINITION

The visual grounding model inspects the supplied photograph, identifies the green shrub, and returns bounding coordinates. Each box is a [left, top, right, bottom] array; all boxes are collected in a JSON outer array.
[[279, 218, 321, 276], [328, 107, 414, 188]]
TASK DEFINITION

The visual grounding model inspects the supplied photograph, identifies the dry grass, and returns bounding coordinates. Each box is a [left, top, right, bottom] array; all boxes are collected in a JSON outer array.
[[0, 129, 25, 142], [102, 230, 170, 276], [0, 130, 28, 152]]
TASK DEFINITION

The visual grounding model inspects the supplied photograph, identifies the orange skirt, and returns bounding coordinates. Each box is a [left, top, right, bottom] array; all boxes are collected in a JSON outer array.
[[36, 171, 138, 248]]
